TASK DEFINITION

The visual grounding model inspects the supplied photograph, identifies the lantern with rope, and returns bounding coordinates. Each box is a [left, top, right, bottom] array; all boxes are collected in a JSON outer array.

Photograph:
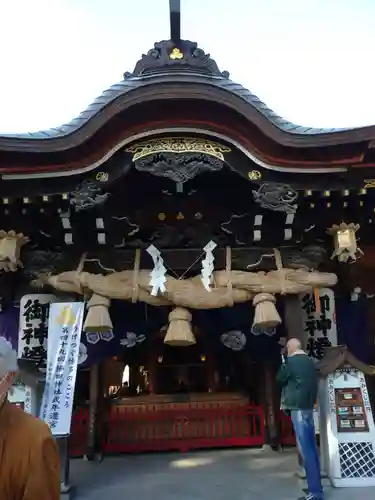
[[326, 222, 363, 263]]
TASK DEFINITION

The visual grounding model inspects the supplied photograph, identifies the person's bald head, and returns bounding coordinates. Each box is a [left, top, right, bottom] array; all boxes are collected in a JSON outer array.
[[286, 338, 302, 355]]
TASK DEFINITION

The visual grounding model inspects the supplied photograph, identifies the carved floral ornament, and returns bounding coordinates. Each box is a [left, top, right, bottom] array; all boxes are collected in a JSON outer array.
[[126, 137, 231, 162], [126, 137, 231, 183], [326, 222, 363, 263], [124, 40, 229, 79]]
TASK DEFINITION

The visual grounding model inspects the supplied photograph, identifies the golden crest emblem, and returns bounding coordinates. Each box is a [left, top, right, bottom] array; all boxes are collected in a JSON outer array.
[[96, 172, 109, 182], [248, 170, 262, 181], [56, 305, 76, 326], [170, 48, 183, 60]]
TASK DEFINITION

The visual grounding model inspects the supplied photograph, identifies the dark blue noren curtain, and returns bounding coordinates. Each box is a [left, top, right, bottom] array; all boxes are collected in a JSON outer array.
[[336, 295, 373, 364], [0, 306, 19, 350], [193, 300, 286, 363], [81, 300, 168, 366]]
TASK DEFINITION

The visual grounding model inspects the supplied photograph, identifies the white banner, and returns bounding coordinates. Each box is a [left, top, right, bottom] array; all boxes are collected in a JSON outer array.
[[40, 302, 84, 436], [18, 294, 56, 363]]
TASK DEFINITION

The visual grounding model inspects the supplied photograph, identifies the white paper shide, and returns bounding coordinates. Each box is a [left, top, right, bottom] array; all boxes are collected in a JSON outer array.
[[201, 240, 217, 291], [146, 245, 167, 296]]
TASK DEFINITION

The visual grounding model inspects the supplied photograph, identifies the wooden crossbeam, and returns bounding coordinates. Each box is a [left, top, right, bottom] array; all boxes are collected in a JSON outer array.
[[22, 246, 329, 277]]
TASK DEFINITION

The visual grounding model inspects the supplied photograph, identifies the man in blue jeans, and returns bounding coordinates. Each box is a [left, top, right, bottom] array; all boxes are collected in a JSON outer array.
[[277, 338, 324, 500]]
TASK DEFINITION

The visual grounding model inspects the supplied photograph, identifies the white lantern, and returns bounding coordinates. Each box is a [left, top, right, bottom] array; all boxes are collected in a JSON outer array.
[[326, 222, 363, 263]]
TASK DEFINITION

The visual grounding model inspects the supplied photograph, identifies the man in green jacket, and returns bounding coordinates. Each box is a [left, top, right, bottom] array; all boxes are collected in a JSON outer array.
[[277, 338, 323, 500]]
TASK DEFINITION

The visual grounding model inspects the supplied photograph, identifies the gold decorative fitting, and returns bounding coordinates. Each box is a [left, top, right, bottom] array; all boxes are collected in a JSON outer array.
[[248, 170, 261, 181], [326, 202, 331, 208], [2, 198, 9, 205], [364, 179, 375, 189], [42, 196, 49, 202], [305, 190, 312, 196], [176, 212, 185, 220], [343, 189, 350, 196], [323, 190, 330, 197], [96, 172, 109, 182], [360, 188, 367, 195], [158, 213, 166, 221], [23, 198, 30, 204], [62, 193, 69, 200], [169, 47, 183, 60], [310, 202, 315, 208], [326, 222, 363, 263], [126, 137, 231, 162]]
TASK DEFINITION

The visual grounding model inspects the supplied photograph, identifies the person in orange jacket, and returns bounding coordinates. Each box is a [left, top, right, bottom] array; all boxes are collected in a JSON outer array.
[[0, 337, 60, 500]]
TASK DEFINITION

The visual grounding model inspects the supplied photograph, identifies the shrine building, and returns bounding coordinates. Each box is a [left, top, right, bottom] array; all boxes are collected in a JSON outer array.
[[1, 0, 375, 457]]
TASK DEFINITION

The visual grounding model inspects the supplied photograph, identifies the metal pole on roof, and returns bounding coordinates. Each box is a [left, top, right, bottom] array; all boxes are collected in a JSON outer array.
[[169, 0, 181, 42]]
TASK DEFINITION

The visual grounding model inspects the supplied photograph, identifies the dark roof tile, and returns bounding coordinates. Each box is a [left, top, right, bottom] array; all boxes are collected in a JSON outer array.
[[0, 75, 354, 142]]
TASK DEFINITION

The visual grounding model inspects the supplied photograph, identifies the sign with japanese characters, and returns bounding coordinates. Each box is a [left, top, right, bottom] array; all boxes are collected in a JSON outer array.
[[40, 302, 84, 436], [18, 294, 56, 368], [300, 288, 337, 359]]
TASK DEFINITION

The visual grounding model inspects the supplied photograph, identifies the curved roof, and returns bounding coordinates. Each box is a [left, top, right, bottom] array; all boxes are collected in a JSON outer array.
[[0, 39, 373, 151]]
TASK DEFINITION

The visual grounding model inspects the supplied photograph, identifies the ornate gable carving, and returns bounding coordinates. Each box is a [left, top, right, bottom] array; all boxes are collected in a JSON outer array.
[[124, 39, 229, 79]]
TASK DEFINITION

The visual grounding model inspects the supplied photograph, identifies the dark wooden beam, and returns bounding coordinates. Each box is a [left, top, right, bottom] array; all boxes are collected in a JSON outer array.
[[21, 245, 329, 277], [169, 0, 181, 42]]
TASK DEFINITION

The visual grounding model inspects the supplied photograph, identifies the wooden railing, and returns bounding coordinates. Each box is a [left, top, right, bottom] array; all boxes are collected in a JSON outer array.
[[104, 403, 265, 453], [69, 403, 297, 456]]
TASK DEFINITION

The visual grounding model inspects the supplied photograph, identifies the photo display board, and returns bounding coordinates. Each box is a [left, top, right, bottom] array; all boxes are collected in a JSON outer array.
[[335, 388, 369, 433]]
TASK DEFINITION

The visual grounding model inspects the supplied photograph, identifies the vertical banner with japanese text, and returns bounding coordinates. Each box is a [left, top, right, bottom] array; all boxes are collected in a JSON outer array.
[[40, 302, 84, 436], [18, 294, 56, 368], [300, 288, 337, 360]]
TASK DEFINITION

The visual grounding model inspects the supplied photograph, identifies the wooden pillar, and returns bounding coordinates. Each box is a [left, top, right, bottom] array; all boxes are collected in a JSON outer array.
[[261, 361, 281, 449], [129, 364, 138, 392], [85, 362, 103, 461], [147, 353, 157, 395], [284, 295, 307, 348]]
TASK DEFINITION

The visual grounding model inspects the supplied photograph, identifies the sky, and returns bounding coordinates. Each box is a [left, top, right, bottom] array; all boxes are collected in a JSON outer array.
[[0, 0, 374, 133]]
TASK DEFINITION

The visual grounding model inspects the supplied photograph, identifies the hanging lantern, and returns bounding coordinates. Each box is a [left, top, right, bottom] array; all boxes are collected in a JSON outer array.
[[0, 230, 29, 272], [326, 222, 363, 263]]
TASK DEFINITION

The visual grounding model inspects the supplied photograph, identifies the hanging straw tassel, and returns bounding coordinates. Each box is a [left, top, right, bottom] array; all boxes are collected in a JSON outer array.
[[83, 293, 113, 333], [164, 307, 196, 346], [252, 293, 282, 329]]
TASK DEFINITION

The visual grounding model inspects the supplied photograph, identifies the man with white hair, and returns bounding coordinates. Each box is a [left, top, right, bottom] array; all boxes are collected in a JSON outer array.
[[277, 338, 323, 500], [0, 336, 60, 500]]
